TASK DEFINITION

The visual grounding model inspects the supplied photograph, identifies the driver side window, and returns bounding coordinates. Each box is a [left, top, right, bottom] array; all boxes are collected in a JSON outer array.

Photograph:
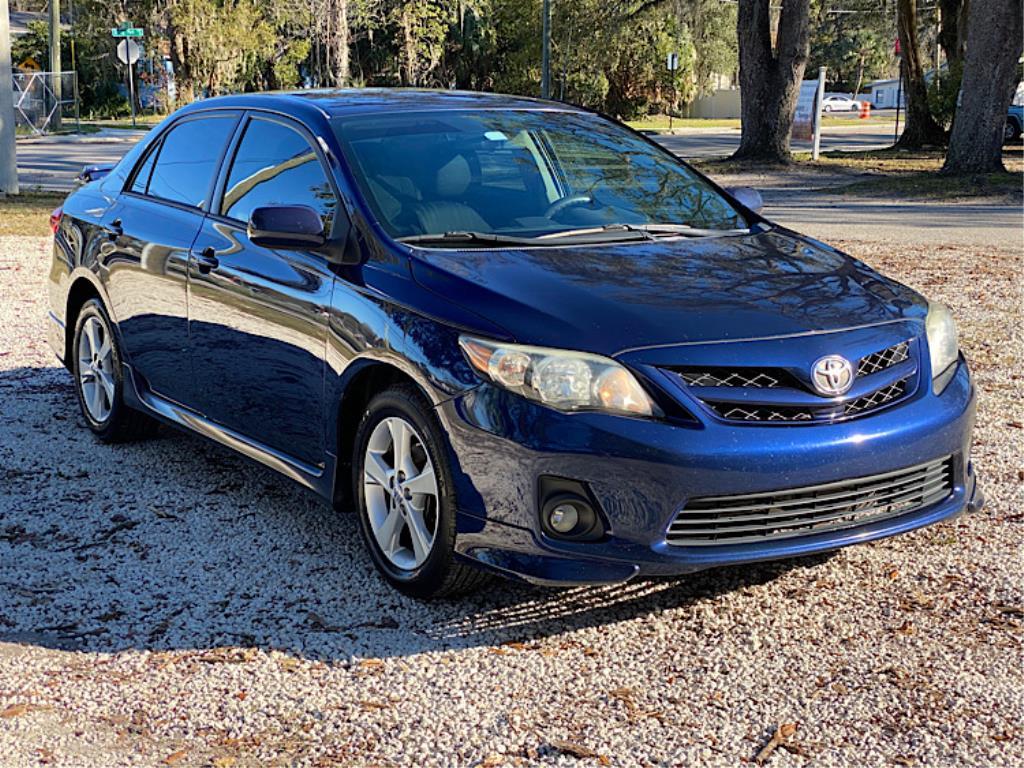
[[221, 117, 338, 234]]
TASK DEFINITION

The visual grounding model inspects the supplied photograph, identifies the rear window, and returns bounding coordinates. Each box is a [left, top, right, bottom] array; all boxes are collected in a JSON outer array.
[[144, 116, 236, 208]]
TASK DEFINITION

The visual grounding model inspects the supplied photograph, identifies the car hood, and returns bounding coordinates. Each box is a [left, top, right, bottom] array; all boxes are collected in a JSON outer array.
[[408, 228, 926, 357]]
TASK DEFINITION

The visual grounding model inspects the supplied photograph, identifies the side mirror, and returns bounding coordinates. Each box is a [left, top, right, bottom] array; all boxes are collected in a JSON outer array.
[[248, 205, 327, 250], [77, 164, 114, 186], [726, 186, 765, 215]]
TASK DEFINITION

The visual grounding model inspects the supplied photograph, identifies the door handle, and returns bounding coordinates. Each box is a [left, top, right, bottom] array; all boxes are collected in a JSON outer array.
[[106, 218, 122, 241], [195, 246, 219, 274]]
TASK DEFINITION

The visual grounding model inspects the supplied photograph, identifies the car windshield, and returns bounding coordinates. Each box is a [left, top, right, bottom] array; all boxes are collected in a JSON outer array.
[[333, 109, 748, 244]]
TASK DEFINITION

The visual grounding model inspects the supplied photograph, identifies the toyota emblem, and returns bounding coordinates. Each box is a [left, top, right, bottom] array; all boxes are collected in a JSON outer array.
[[811, 355, 854, 396]]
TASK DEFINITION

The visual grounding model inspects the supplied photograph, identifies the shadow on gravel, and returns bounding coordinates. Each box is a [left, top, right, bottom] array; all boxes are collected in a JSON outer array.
[[1, 365, 833, 662]]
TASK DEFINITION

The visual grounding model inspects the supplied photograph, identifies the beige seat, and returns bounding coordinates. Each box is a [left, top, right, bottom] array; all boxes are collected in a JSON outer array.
[[413, 155, 490, 234]]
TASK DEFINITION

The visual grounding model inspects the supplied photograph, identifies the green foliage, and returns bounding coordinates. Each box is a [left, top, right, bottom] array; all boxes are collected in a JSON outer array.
[[41, 0, 739, 118], [168, 0, 276, 98], [927, 61, 963, 130], [808, 0, 896, 94]]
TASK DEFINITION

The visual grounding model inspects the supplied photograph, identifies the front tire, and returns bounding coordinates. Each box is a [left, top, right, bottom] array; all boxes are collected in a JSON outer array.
[[1004, 120, 1022, 143], [353, 384, 487, 598], [72, 299, 158, 443]]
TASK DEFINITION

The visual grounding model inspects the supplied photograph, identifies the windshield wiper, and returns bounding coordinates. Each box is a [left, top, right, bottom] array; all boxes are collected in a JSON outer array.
[[539, 223, 753, 240], [398, 231, 542, 247]]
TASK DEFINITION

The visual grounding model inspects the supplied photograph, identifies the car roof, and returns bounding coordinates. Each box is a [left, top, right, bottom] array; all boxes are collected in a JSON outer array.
[[177, 88, 588, 120]]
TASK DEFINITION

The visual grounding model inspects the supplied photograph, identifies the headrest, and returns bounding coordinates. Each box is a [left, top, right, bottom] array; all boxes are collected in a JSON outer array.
[[435, 155, 472, 197]]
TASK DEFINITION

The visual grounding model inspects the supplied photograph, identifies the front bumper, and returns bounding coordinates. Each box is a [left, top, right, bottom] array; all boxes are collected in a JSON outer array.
[[438, 357, 979, 586]]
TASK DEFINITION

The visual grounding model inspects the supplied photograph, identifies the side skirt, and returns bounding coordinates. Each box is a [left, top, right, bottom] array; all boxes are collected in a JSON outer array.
[[120, 362, 335, 500]]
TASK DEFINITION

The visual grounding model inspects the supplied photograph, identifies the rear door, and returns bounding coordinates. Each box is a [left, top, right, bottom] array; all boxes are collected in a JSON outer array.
[[187, 112, 340, 466], [104, 111, 239, 404]]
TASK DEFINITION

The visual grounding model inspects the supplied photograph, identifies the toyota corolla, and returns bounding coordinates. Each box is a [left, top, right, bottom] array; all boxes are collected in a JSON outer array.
[[46, 90, 982, 597]]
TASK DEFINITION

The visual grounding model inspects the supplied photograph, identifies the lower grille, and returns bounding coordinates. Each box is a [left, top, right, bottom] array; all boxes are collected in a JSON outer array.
[[667, 456, 954, 546]]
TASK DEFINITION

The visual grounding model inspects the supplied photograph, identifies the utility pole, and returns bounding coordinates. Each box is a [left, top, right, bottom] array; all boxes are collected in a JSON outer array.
[[540, 0, 550, 99], [0, 0, 18, 194], [49, 0, 62, 130]]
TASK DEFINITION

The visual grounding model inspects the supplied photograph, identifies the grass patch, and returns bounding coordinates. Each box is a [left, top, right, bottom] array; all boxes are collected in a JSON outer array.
[[81, 117, 162, 131], [832, 170, 1022, 199], [0, 191, 66, 237], [812, 146, 1023, 199], [695, 146, 1023, 200], [626, 115, 741, 131]]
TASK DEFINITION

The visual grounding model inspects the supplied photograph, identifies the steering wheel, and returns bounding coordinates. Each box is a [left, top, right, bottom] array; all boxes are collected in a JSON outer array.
[[545, 194, 593, 218]]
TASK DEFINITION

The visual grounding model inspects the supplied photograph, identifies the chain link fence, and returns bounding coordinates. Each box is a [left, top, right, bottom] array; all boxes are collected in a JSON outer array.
[[13, 71, 80, 135]]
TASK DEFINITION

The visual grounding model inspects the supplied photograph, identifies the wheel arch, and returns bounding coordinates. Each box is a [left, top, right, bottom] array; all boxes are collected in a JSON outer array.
[[63, 274, 107, 368], [331, 358, 439, 511]]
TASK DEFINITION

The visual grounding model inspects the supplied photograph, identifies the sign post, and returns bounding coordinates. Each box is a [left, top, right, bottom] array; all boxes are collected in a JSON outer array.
[[812, 66, 826, 160], [666, 52, 679, 131], [0, 0, 19, 194], [793, 66, 826, 158], [112, 23, 143, 128]]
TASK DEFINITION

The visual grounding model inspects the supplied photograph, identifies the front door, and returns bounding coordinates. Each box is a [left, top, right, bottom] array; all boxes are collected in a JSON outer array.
[[187, 113, 341, 467]]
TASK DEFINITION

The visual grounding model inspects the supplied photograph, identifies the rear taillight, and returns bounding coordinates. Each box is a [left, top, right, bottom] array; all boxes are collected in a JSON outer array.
[[50, 206, 62, 235]]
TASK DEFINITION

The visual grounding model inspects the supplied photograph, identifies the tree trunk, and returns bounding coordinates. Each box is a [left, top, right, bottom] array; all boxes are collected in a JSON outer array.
[[942, 0, 1023, 173], [330, 0, 349, 87], [853, 53, 865, 98], [400, 7, 416, 86], [937, 0, 968, 68], [733, 0, 811, 162], [896, 0, 945, 147]]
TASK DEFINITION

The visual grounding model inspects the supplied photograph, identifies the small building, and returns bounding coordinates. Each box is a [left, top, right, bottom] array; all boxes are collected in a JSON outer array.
[[868, 78, 904, 109]]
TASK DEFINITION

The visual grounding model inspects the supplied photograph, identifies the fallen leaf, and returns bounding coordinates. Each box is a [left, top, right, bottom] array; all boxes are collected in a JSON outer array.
[[163, 749, 188, 765], [358, 658, 385, 669], [548, 739, 605, 760], [754, 722, 798, 765], [0, 704, 30, 718], [235, 691, 247, 701], [212, 758, 237, 768]]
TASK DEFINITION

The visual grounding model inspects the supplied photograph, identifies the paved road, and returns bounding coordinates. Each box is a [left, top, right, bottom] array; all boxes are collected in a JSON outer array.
[[16, 124, 898, 191], [656, 124, 897, 160], [16, 130, 147, 191]]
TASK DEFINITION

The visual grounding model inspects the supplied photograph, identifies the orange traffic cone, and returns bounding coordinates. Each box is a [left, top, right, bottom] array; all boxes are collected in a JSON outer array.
[[859, 101, 871, 119]]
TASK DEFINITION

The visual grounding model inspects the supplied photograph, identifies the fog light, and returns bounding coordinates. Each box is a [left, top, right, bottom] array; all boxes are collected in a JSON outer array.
[[548, 503, 579, 533]]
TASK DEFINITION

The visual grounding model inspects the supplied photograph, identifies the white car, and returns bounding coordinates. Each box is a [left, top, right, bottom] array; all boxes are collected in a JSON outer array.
[[822, 95, 862, 112]]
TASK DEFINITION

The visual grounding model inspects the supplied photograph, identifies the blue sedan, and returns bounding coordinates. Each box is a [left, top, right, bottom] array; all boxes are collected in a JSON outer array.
[[46, 89, 982, 597]]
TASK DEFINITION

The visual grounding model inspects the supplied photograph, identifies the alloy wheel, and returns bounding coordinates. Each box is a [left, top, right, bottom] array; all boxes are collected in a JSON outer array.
[[363, 416, 439, 571], [77, 316, 115, 423]]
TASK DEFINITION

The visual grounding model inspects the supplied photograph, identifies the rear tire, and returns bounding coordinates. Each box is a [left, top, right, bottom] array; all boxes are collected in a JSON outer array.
[[1004, 120, 1022, 143], [71, 299, 158, 443], [353, 383, 488, 598]]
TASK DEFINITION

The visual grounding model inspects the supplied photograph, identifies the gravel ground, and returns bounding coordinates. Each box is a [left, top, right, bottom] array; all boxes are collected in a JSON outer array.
[[0, 230, 1021, 768]]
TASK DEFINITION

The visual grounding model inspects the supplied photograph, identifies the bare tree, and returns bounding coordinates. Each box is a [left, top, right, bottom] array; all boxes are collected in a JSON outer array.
[[330, 0, 350, 86], [943, 0, 1023, 173], [895, 0, 945, 147], [733, 0, 811, 162]]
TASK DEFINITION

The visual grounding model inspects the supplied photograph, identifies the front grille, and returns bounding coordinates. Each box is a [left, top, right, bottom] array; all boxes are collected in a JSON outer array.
[[667, 339, 915, 424], [708, 377, 909, 423], [858, 341, 910, 377], [678, 369, 783, 388], [667, 456, 953, 546]]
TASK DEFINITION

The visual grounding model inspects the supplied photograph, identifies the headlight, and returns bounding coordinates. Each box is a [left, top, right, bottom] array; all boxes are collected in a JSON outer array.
[[459, 336, 658, 417], [925, 300, 959, 380]]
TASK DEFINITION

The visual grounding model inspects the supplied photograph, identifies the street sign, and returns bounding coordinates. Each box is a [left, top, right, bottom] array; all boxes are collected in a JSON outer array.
[[117, 39, 141, 66], [666, 52, 679, 72], [111, 23, 144, 38]]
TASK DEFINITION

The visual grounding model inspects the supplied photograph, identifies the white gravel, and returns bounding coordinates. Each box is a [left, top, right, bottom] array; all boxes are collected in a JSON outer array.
[[1, 231, 1022, 767]]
